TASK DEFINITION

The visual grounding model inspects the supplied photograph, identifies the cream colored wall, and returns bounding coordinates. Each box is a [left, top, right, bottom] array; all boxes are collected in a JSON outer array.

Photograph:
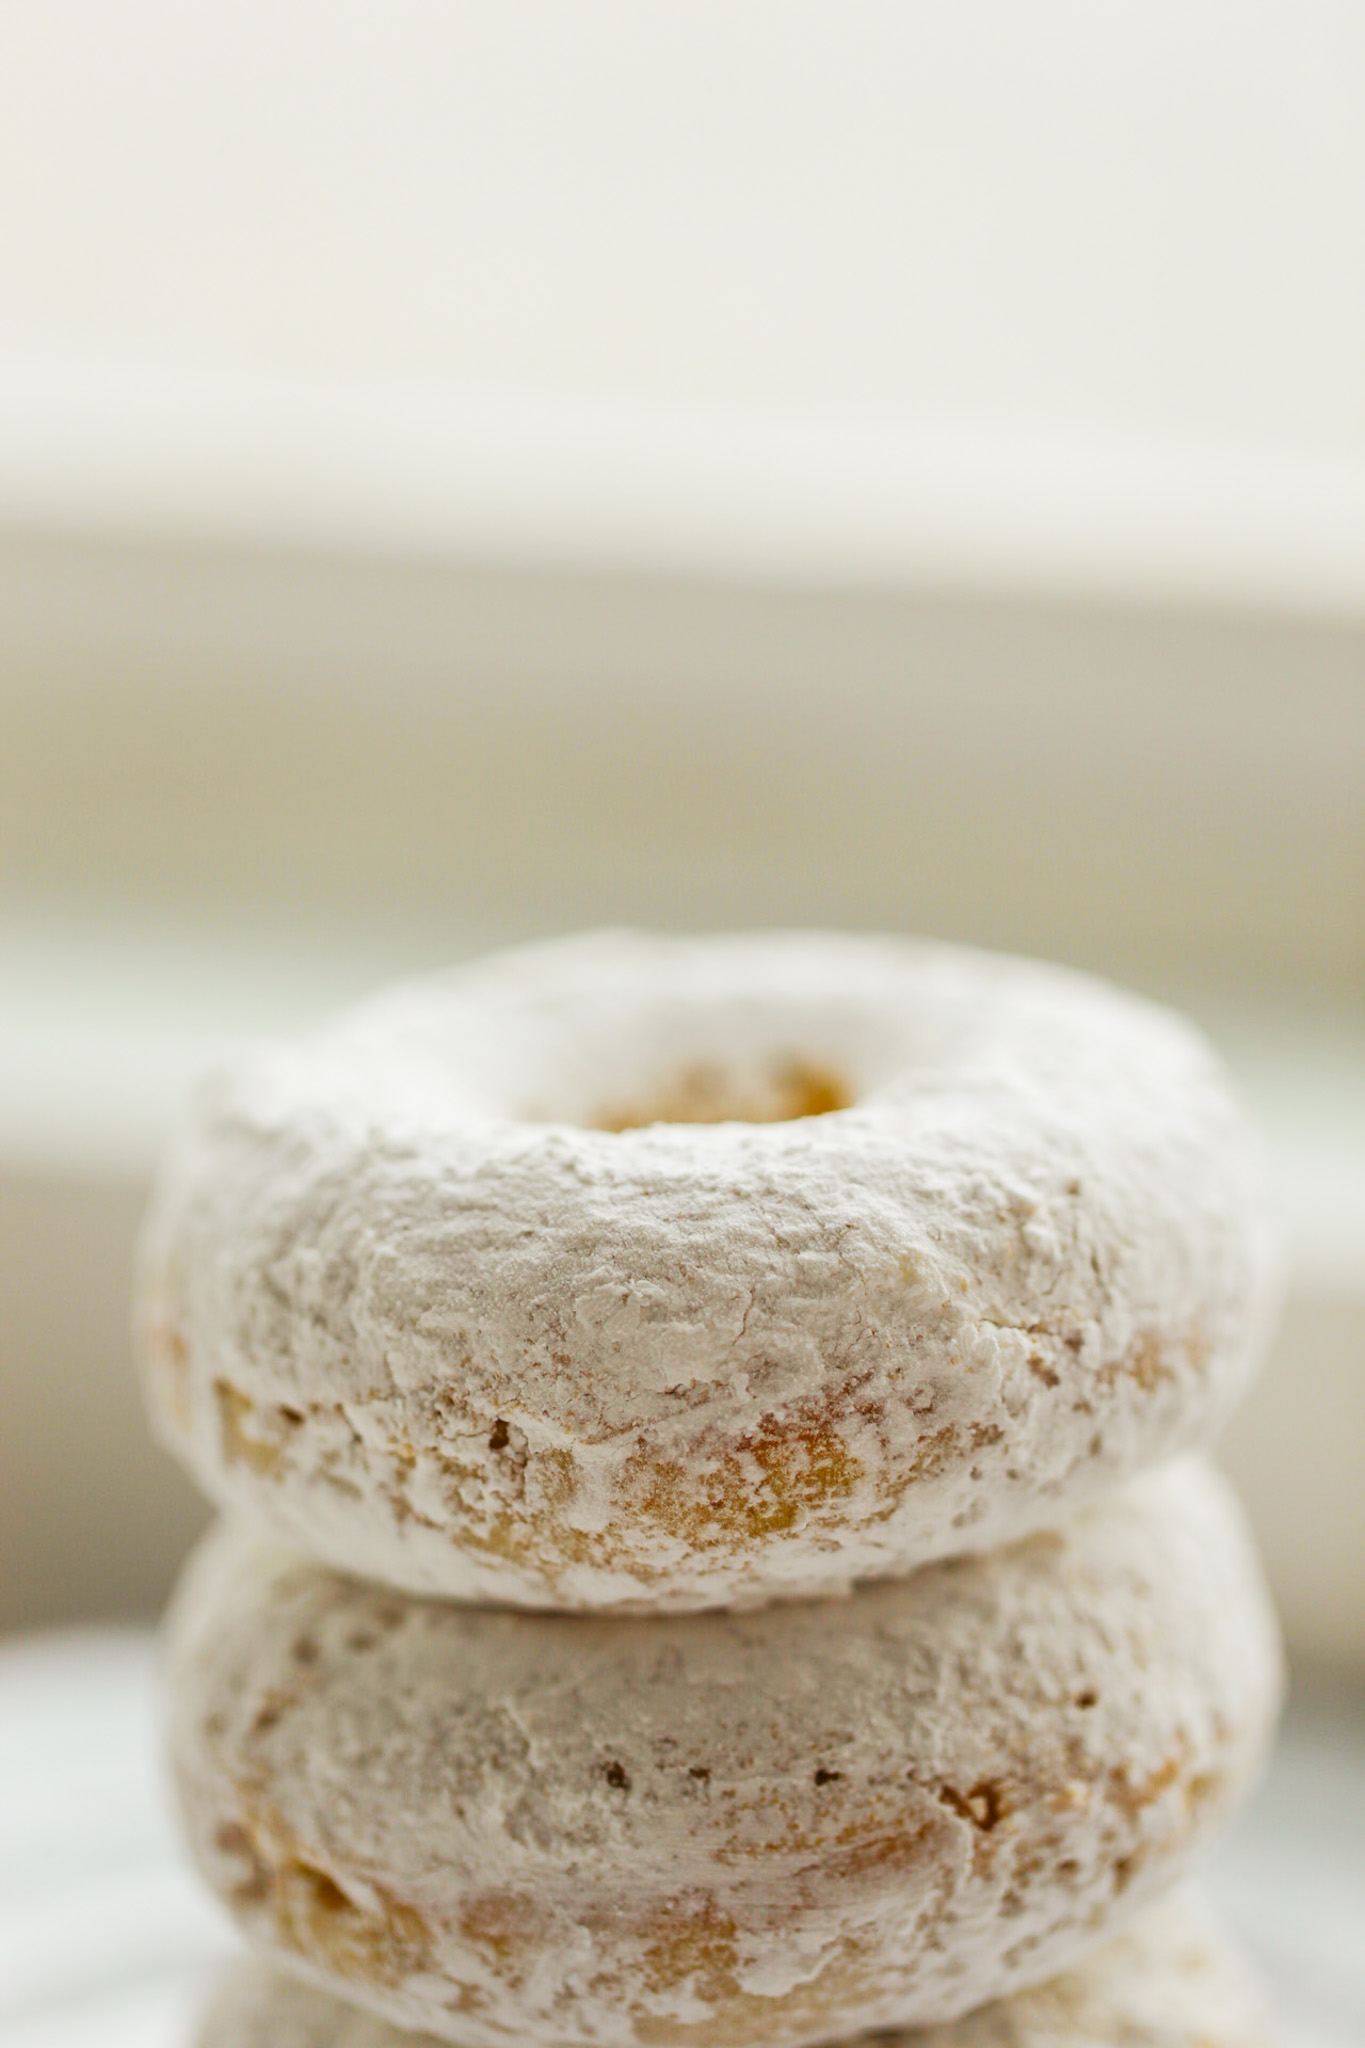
[[3, 1, 1364, 450], [4, 532, 1363, 1008], [2, 533, 1363, 1666], [0, 1172, 207, 1632]]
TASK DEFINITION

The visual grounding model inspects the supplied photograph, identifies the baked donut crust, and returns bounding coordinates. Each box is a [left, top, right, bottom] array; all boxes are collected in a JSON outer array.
[[165, 1459, 1282, 2048], [139, 930, 1279, 1611], [193, 1887, 1272, 2048]]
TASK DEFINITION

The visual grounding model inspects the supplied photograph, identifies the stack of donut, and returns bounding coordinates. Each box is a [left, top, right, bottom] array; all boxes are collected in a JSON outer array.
[[137, 932, 1285, 2048]]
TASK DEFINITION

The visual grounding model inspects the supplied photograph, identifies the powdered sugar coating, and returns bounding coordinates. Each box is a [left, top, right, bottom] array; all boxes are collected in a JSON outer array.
[[165, 1459, 1282, 2048], [139, 931, 1279, 1611], [194, 1887, 1271, 2048]]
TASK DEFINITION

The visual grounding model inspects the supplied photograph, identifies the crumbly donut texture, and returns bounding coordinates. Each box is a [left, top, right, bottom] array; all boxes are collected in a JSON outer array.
[[139, 931, 1279, 1612], [194, 1886, 1272, 2048], [165, 1459, 1282, 2048]]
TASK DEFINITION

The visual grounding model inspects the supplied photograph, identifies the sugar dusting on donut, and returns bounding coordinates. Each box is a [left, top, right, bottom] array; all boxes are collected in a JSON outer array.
[[166, 1459, 1281, 2048], [139, 930, 1281, 1611], [195, 1886, 1273, 2048]]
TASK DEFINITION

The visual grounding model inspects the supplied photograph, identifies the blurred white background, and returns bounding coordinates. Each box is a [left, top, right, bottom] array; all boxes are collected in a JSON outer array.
[[2, 9, 1365, 2048], [1, 1, 1363, 1678]]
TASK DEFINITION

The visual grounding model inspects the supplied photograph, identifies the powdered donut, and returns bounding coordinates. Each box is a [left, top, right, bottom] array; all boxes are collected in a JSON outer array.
[[194, 1887, 1272, 2048], [165, 1458, 1281, 2048], [138, 931, 1277, 1613]]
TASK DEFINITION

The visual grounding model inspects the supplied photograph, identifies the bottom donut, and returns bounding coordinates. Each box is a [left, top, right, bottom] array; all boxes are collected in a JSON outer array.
[[197, 1889, 1271, 2048], [167, 1461, 1281, 2048]]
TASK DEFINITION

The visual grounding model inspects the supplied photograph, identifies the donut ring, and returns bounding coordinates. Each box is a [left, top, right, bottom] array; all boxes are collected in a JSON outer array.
[[194, 1889, 1271, 2048], [165, 1460, 1281, 2048], [139, 930, 1277, 1611]]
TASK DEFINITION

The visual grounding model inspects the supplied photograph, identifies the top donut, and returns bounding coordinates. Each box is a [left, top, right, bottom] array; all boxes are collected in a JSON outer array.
[[138, 930, 1278, 1611]]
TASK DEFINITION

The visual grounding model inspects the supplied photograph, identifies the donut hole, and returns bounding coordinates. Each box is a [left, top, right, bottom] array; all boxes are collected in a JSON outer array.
[[592, 1057, 853, 1131], [420, 941, 968, 1129]]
